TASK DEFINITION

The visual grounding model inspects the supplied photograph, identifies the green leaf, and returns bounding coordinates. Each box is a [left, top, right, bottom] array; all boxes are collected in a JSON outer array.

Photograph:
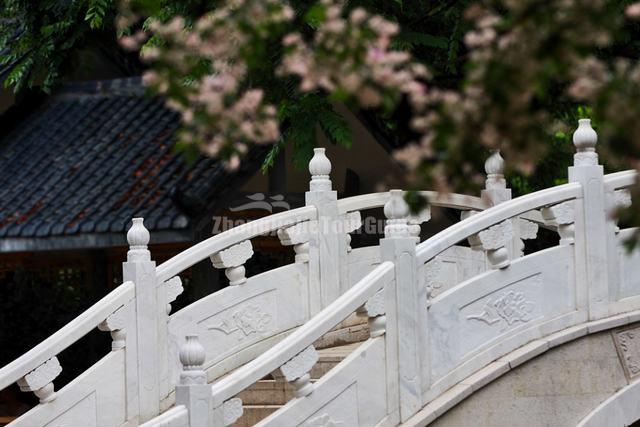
[[318, 107, 352, 148], [261, 139, 286, 173], [85, 0, 111, 29], [392, 32, 449, 50], [305, 4, 326, 29]]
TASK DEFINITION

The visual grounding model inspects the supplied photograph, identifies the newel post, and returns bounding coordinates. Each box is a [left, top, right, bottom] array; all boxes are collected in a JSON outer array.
[[176, 335, 213, 426], [123, 218, 160, 422], [306, 148, 341, 314], [481, 149, 537, 258], [568, 119, 610, 320], [380, 190, 426, 423]]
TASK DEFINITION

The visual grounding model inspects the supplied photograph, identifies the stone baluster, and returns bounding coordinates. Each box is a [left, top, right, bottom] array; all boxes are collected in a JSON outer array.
[[17, 357, 62, 404], [280, 346, 318, 398], [342, 211, 362, 252], [613, 189, 632, 233], [123, 217, 159, 422], [460, 210, 483, 251], [210, 240, 253, 286], [408, 207, 431, 244], [478, 220, 513, 269], [541, 201, 576, 245], [98, 306, 126, 351], [363, 290, 386, 338], [164, 276, 184, 315], [175, 335, 218, 427], [306, 148, 341, 314], [278, 222, 311, 262], [424, 258, 443, 301], [381, 189, 426, 422], [568, 119, 610, 320]]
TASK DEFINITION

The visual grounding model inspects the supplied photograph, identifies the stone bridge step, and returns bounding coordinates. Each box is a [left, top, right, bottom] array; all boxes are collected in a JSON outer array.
[[234, 342, 362, 425]]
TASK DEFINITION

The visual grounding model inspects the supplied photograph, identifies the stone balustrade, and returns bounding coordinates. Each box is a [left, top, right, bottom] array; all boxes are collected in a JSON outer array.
[[4, 119, 640, 427]]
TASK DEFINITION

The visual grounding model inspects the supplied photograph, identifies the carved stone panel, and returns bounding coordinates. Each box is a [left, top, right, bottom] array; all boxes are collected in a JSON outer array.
[[206, 303, 273, 341], [466, 290, 536, 326], [613, 325, 640, 380], [305, 413, 345, 426]]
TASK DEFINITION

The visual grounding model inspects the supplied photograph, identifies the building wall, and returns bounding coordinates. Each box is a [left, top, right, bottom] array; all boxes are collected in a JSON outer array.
[[239, 105, 406, 195]]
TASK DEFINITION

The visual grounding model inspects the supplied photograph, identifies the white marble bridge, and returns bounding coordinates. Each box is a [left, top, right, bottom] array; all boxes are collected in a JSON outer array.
[[2, 119, 640, 427]]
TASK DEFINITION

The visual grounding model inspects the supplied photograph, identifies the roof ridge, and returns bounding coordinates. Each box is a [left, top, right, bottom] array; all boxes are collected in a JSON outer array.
[[56, 77, 145, 98]]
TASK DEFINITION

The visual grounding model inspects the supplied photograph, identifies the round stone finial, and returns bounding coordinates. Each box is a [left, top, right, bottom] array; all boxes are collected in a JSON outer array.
[[384, 190, 409, 220], [309, 148, 331, 176], [179, 334, 206, 370], [573, 118, 598, 152], [484, 149, 504, 176], [127, 218, 150, 247], [308, 148, 332, 191], [383, 190, 410, 238], [484, 149, 506, 190], [572, 119, 599, 166]]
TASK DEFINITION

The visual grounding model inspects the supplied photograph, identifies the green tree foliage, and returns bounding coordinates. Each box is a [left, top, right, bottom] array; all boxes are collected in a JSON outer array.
[[0, 0, 123, 92], [1, 0, 474, 172]]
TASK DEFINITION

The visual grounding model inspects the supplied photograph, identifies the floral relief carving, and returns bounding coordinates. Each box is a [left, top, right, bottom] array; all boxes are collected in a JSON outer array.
[[425, 258, 443, 298], [342, 211, 362, 234], [165, 276, 184, 304], [364, 290, 385, 317], [278, 221, 312, 245], [467, 290, 535, 326], [305, 413, 345, 427], [478, 220, 513, 250], [17, 357, 62, 392], [98, 306, 126, 332], [614, 327, 640, 379], [615, 189, 632, 209], [542, 201, 574, 225], [280, 346, 318, 381], [223, 398, 244, 426], [518, 219, 539, 240], [207, 304, 272, 340], [210, 240, 253, 268]]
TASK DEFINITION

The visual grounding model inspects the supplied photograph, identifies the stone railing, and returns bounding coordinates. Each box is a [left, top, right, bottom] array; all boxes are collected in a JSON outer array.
[[5, 119, 640, 427], [140, 118, 640, 427]]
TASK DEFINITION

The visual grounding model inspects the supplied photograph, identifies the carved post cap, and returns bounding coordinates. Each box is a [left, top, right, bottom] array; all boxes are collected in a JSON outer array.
[[485, 149, 504, 176], [573, 119, 599, 166], [308, 148, 332, 191], [573, 119, 598, 152], [126, 217, 151, 262], [484, 149, 506, 190], [384, 190, 410, 238], [384, 190, 409, 220], [127, 217, 150, 247], [179, 335, 206, 371]]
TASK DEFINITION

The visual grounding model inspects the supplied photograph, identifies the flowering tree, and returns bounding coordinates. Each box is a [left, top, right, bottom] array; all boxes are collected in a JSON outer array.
[[115, 0, 640, 239], [5, 0, 640, 234]]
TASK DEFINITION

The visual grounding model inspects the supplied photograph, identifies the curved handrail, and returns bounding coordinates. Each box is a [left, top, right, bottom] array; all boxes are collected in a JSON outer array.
[[604, 169, 637, 191], [0, 281, 135, 391], [156, 206, 317, 283], [209, 261, 395, 407], [140, 405, 188, 427], [337, 191, 488, 214], [416, 182, 582, 265]]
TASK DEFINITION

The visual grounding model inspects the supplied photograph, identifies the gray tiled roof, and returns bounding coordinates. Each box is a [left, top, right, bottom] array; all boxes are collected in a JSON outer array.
[[0, 78, 264, 238]]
